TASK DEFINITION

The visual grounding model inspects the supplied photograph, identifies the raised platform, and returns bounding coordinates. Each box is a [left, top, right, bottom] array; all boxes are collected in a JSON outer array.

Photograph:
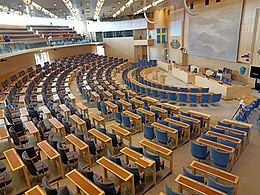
[[172, 67, 201, 84]]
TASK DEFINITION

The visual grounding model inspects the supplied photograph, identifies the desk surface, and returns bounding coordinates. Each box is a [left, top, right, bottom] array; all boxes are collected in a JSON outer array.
[[108, 124, 130, 136], [161, 103, 181, 110], [197, 138, 235, 153], [142, 96, 159, 103], [136, 108, 155, 116], [150, 105, 167, 113], [0, 125, 9, 139], [24, 121, 39, 134], [152, 122, 178, 134], [59, 104, 70, 112], [221, 119, 252, 129], [139, 139, 172, 156], [97, 157, 133, 181], [4, 148, 24, 171], [70, 114, 85, 125], [187, 110, 211, 119], [49, 118, 64, 129], [76, 102, 88, 110], [65, 134, 88, 150], [207, 131, 241, 144], [122, 110, 141, 120], [190, 160, 239, 184], [175, 174, 227, 195], [89, 112, 104, 121], [40, 106, 51, 114], [165, 118, 190, 128], [89, 129, 111, 142], [66, 169, 104, 195], [25, 185, 45, 195], [37, 141, 60, 159]]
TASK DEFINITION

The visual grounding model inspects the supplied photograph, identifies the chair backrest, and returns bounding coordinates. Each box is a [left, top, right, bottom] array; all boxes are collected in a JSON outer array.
[[190, 88, 199, 93], [122, 114, 131, 127], [233, 125, 250, 134], [212, 94, 222, 102], [129, 143, 143, 154], [227, 131, 244, 142], [100, 102, 108, 114], [168, 92, 176, 101], [156, 130, 168, 145], [180, 87, 188, 92], [77, 163, 95, 182], [178, 94, 187, 102], [22, 151, 37, 175], [106, 132, 119, 147], [210, 147, 230, 168], [189, 94, 197, 103], [143, 150, 161, 171], [56, 142, 69, 164], [9, 128, 20, 145], [14, 145, 37, 159], [96, 102, 101, 111], [157, 119, 168, 126], [201, 88, 209, 93], [42, 176, 58, 195], [180, 111, 190, 117], [48, 132, 58, 150], [121, 160, 141, 184], [183, 167, 204, 183], [114, 112, 122, 123], [75, 129, 84, 141], [201, 133, 218, 142], [169, 115, 180, 121], [83, 136, 97, 155], [190, 141, 208, 160], [219, 138, 237, 149], [208, 178, 234, 195], [96, 127, 107, 135], [143, 124, 155, 140], [107, 150, 121, 166], [165, 183, 184, 195], [93, 175, 117, 195], [210, 126, 225, 134], [201, 94, 210, 103], [217, 121, 232, 128]]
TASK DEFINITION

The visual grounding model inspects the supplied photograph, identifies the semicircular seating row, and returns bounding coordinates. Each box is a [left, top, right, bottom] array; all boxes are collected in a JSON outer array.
[[122, 60, 222, 105]]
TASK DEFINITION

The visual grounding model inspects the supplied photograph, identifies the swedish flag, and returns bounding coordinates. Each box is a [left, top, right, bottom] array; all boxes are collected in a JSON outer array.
[[157, 28, 166, 44]]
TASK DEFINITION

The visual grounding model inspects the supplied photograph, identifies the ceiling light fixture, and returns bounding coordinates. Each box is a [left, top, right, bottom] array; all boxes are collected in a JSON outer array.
[[113, 0, 134, 18], [0, 4, 27, 16], [62, 0, 80, 20], [21, 0, 58, 18], [134, 0, 164, 15], [93, 0, 105, 20]]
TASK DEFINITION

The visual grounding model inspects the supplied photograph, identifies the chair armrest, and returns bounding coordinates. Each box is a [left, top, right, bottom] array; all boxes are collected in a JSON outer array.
[[35, 163, 44, 169], [96, 175, 103, 181], [0, 176, 4, 181], [140, 171, 145, 177], [115, 184, 120, 192], [83, 166, 90, 170], [31, 155, 38, 160], [50, 181, 59, 188]]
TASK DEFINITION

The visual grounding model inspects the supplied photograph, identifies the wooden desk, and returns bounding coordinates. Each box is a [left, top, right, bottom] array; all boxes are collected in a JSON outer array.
[[187, 110, 211, 131], [39, 106, 52, 119], [66, 169, 104, 195], [142, 96, 159, 105], [20, 107, 29, 121], [136, 108, 155, 123], [103, 91, 113, 99], [68, 93, 76, 105], [69, 114, 86, 133], [221, 119, 252, 130], [19, 95, 25, 105], [165, 118, 190, 141], [51, 88, 57, 93], [104, 101, 118, 114], [37, 141, 65, 178], [130, 98, 144, 108], [120, 147, 156, 185], [152, 122, 178, 148], [190, 160, 239, 194], [89, 129, 113, 155], [127, 90, 137, 98], [37, 95, 44, 105], [20, 87, 27, 94], [122, 110, 142, 132], [65, 134, 91, 166], [175, 174, 226, 195], [91, 91, 100, 101], [161, 103, 180, 115], [89, 112, 105, 128], [178, 114, 201, 136], [0, 125, 12, 147], [150, 105, 168, 119], [65, 87, 71, 93], [97, 85, 104, 92], [118, 99, 132, 110], [24, 121, 41, 142], [49, 118, 66, 136], [97, 157, 135, 195], [53, 94, 61, 104], [0, 109, 6, 124], [76, 102, 89, 118], [108, 85, 116, 91], [36, 87, 42, 94], [116, 90, 125, 99], [25, 185, 45, 195], [139, 139, 173, 172], [108, 124, 132, 144], [206, 131, 242, 156], [59, 104, 71, 119], [197, 137, 235, 167], [4, 148, 31, 188]]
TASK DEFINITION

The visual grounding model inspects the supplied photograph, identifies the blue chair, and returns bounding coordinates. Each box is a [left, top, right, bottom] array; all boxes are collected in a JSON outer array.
[[169, 115, 180, 121], [107, 150, 122, 166], [219, 138, 237, 149], [96, 102, 101, 112], [183, 167, 204, 183], [211, 94, 222, 105], [121, 114, 134, 128], [121, 160, 145, 185], [143, 150, 164, 172], [201, 88, 209, 93], [178, 94, 187, 105], [155, 130, 171, 145], [210, 147, 230, 168], [191, 115, 204, 128], [217, 121, 232, 128], [150, 109, 159, 119], [93, 175, 120, 195], [159, 91, 167, 101], [145, 88, 151, 95], [107, 132, 123, 148], [171, 87, 178, 91], [157, 119, 168, 126], [200, 94, 210, 106], [165, 183, 185, 195], [142, 105, 150, 111], [210, 126, 225, 134], [208, 178, 234, 195], [96, 127, 107, 135], [143, 124, 155, 140], [128, 109, 137, 114], [129, 143, 143, 154], [83, 136, 102, 156], [233, 125, 250, 135], [180, 111, 190, 117], [201, 133, 218, 142], [151, 90, 159, 98], [100, 102, 112, 118], [227, 131, 244, 144], [137, 111, 146, 123], [190, 141, 208, 160], [114, 112, 122, 126], [168, 92, 177, 103], [189, 94, 197, 106], [180, 87, 188, 92], [182, 118, 194, 132], [190, 88, 199, 93], [169, 123, 183, 138]]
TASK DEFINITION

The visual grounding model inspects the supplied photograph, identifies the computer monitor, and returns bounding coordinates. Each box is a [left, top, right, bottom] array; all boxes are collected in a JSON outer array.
[[19, 70, 25, 77], [10, 75, 17, 82], [250, 66, 260, 79]]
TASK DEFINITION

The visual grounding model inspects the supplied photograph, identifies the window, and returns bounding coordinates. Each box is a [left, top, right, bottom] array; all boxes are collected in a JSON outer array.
[[205, 0, 209, 6], [34, 52, 50, 67], [190, 2, 194, 10]]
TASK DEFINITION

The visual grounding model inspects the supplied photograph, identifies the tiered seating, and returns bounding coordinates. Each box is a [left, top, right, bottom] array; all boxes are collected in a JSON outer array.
[[0, 25, 43, 42]]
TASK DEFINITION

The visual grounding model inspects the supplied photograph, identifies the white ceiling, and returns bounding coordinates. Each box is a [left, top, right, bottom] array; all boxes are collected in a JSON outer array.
[[0, 0, 181, 20]]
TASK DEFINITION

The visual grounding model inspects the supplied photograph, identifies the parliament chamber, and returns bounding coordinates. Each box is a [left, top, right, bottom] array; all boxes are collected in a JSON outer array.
[[0, 0, 259, 195]]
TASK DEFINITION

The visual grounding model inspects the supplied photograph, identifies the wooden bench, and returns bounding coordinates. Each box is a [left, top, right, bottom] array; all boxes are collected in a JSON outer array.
[[89, 112, 105, 128]]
